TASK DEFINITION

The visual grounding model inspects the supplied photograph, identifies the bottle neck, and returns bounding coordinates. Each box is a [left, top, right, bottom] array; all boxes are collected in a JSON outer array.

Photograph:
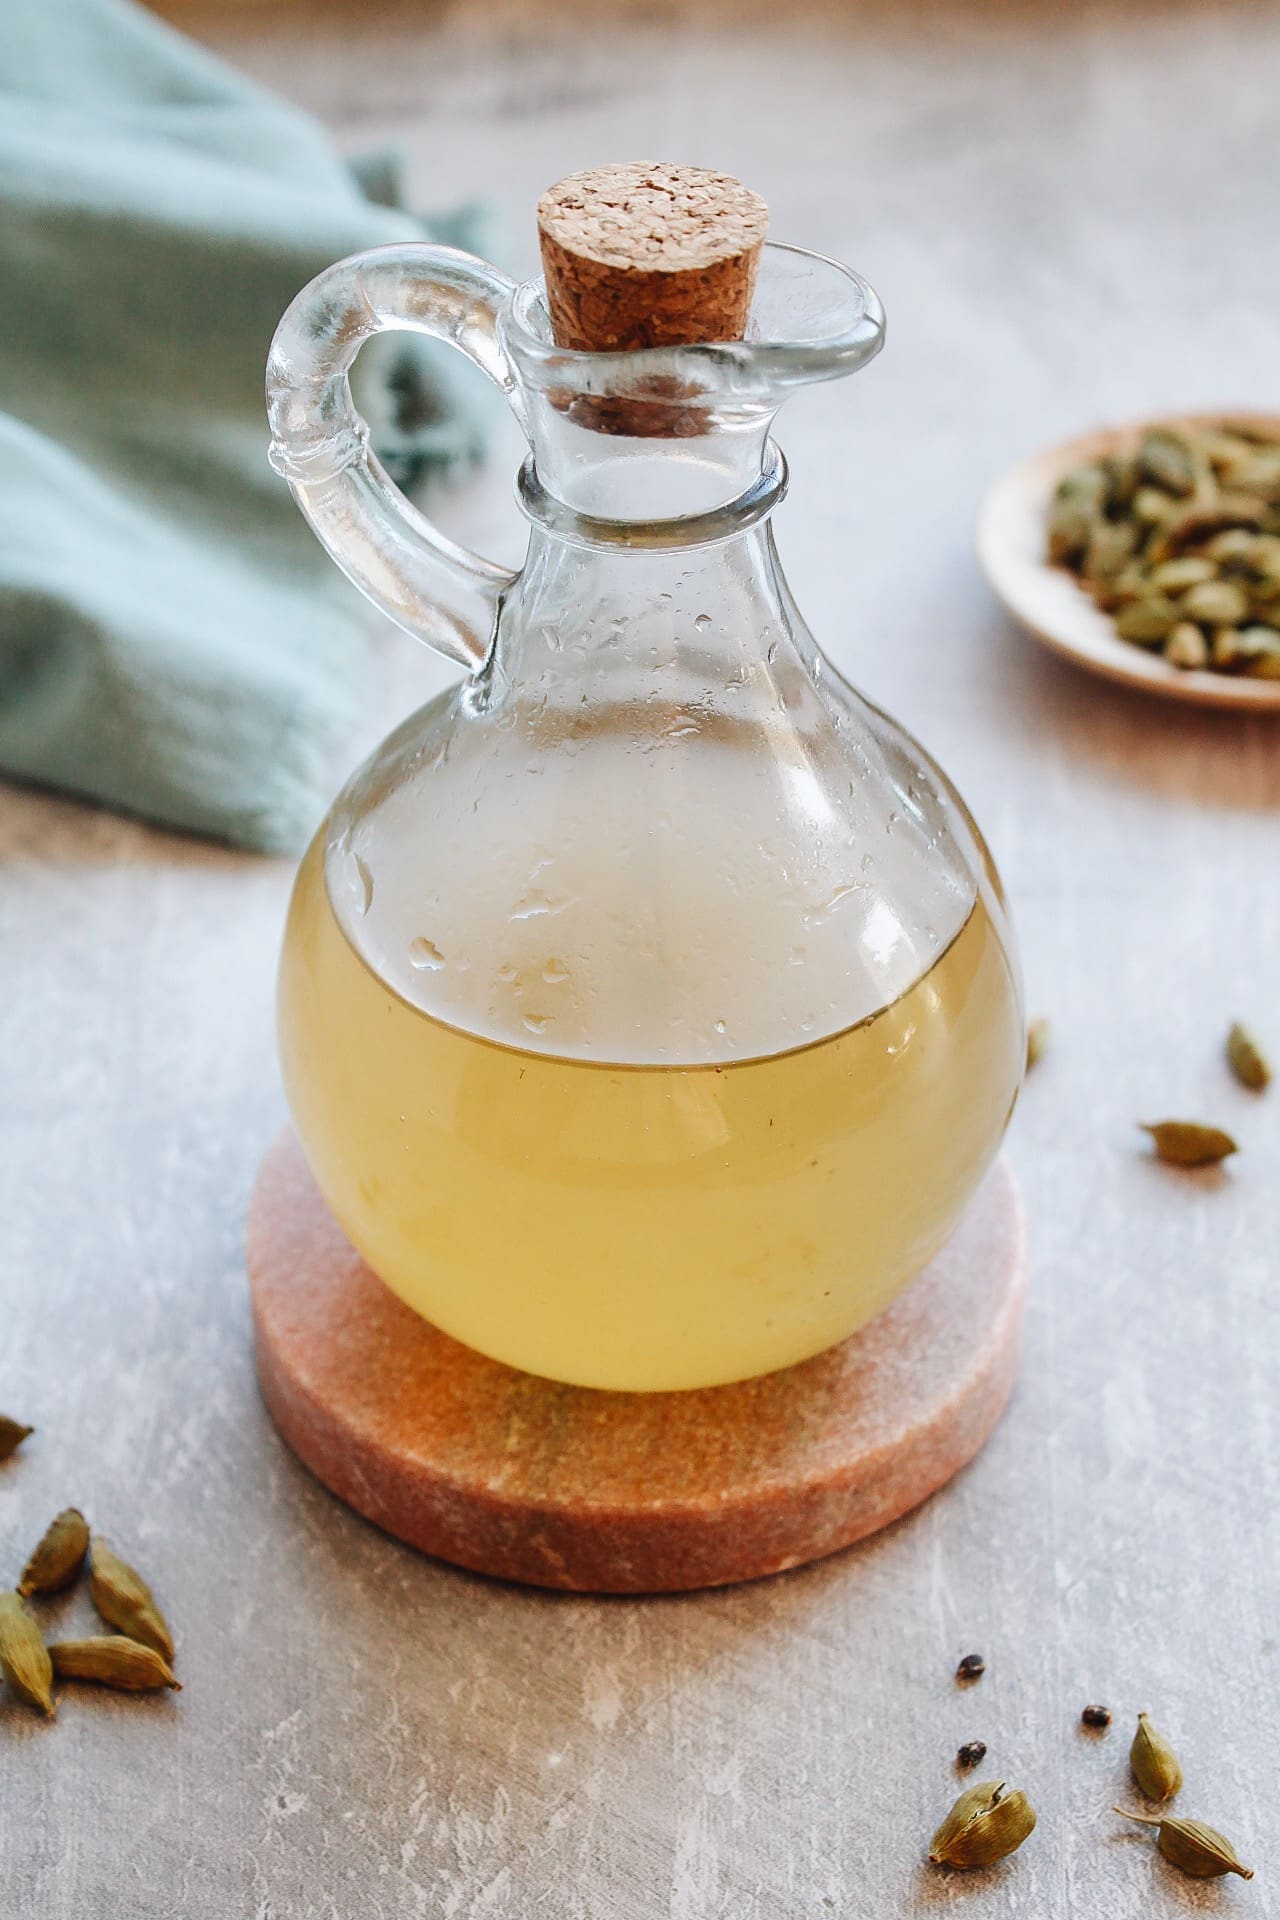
[[523, 386, 776, 520]]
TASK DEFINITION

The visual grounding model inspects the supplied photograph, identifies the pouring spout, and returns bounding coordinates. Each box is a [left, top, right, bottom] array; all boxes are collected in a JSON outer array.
[[500, 243, 884, 518]]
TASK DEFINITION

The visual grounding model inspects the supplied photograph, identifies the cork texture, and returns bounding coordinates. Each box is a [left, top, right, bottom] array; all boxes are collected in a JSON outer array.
[[537, 162, 768, 351], [248, 1131, 1026, 1594]]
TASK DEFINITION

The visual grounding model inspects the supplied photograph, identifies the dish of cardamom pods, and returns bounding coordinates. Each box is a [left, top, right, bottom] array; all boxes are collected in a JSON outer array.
[[977, 413, 1280, 709]]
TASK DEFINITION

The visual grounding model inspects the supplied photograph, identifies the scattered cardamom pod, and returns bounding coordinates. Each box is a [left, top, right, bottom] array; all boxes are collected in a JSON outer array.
[[18, 1507, 90, 1598], [1025, 1017, 1050, 1070], [89, 1538, 174, 1662], [1114, 1808, 1253, 1880], [49, 1637, 181, 1694], [1140, 1121, 1238, 1168], [1129, 1711, 1184, 1800], [929, 1780, 1037, 1870], [1046, 418, 1280, 674], [1227, 1021, 1272, 1091], [0, 1415, 34, 1462], [0, 1590, 55, 1717]]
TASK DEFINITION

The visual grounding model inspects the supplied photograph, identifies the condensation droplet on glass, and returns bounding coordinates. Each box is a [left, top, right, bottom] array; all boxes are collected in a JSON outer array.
[[522, 1012, 551, 1035], [803, 880, 864, 926], [789, 947, 806, 967], [408, 937, 445, 971], [511, 888, 564, 920], [713, 1019, 728, 1036], [860, 851, 874, 874], [694, 613, 712, 632], [343, 851, 373, 915], [542, 958, 569, 985], [496, 962, 518, 984]]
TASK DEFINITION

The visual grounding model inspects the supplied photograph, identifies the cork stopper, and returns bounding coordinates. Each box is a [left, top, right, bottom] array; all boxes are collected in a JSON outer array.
[[537, 163, 768, 352]]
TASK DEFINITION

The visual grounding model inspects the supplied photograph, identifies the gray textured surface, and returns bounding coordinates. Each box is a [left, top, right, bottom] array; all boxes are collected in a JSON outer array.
[[3, 2, 1279, 1913]]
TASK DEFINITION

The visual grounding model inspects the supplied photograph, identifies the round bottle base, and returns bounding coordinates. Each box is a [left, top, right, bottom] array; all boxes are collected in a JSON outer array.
[[247, 1130, 1027, 1593]]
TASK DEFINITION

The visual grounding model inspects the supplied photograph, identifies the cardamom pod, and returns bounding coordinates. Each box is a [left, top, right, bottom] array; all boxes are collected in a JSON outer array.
[[1129, 1712, 1184, 1799], [1244, 637, 1280, 678], [1205, 526, 1258, 565], [1047, 499, 1095, 567], [0, 1590, 54, 1717], [1114, 598, 1179, 646], [1085, 519, 1138, 582], [49, 1636, 181, 1693], [1102, 451, 1139, 514], [18, 1507, 90, 1598], [928, 1780, 1037, 1870], [1163, 622, 1209, 671], [1114, 1808, 1253, 1879], [1132, 485, 1176, 527], [1148, 557, 1217, 593], [1141, 1122, 1238, 1168], [1211, 626, 1252, 672], [1179, 579, 1250, 627], [1055, 464, 1109, 510], [89, 1538, 174, 1662], [0, 1415, 34, 1463], [1139, 429, 1196, 497], [1227, 1021, 1272, 1091], [1025, 1017, 1050, 1071]]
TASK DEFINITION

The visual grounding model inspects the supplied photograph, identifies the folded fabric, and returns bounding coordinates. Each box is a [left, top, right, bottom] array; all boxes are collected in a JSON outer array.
[[0, 0, 494, 853]]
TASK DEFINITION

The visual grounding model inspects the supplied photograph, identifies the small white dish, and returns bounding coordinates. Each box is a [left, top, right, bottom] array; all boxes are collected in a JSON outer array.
[[977, 413, 1280, 712]]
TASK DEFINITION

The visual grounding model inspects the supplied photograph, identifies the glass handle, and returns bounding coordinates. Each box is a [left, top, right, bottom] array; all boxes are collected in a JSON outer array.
[[266, 244, 528, 673]]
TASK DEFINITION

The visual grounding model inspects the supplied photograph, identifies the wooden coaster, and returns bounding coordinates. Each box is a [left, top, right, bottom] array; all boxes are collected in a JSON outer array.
[[249, 1132, 1026, 1593]]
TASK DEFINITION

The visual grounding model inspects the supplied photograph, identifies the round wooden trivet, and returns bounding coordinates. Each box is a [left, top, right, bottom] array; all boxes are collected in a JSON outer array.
[[248, 1132, 1026, 1594]]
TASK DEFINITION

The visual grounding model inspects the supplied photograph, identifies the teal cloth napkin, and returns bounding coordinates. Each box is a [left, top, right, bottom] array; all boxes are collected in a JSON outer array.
[[0, 0, 494, 852]]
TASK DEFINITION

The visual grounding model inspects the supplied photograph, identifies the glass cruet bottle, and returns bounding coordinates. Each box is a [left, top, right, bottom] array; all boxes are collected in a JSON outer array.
[[265, 197, 1024, 1395]]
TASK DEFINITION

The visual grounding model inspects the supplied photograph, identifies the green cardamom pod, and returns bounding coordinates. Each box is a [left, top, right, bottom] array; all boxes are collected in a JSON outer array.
[[1205, 527, 1258, 565], [1129, 1712, 1184, 1799], [1084, 519, 1138, 582], [1025, 1017, 1050, 1071], [1140, 1122, 1238, 1168], [89, 1538, 174, 1662], [1132, 485, 1177, 527], [0, 1590, 54, 1717], [1179, 579, 1250, 626], [1164, 622, 1209, 671], [1114, 1808, 1253, 1879], [1211, 626, 1253, 672], [1227, 1021, 1272, 1091], [1139, 430, 1196, 497], [49, 1636, 181, 1694], [928, 1780, 1037, 1870], [1244, 636, 1280, 678], [1114, 597, 1179, 646], [0, 1415, 34, 1463], [1148, 557, 1218, 593], [1055, 464, 1109, 509], [18, 1507, 90, 1598], [1047, 499, 1095, 567], [1102, 451, 1140, 514]]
